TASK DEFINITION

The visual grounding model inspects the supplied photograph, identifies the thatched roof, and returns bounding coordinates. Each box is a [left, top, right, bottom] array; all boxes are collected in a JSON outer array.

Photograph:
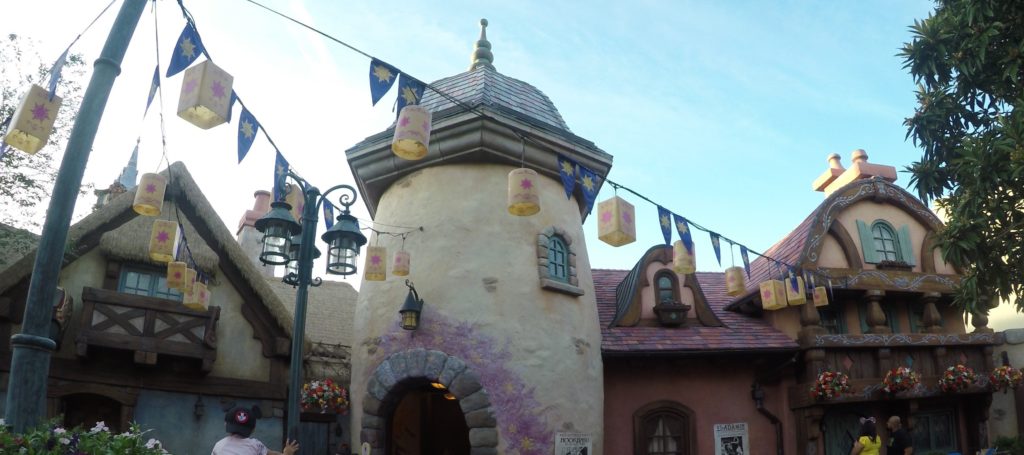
[[265, 278, 357, 346], [98, 201, 220, 275], [0, 162, 299, 338], [0, 223, 39, 273]]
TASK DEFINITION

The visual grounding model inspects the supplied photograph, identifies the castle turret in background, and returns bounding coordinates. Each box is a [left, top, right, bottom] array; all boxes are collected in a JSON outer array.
[[94, 143, 140, 210], [346, 19, 613, 454]]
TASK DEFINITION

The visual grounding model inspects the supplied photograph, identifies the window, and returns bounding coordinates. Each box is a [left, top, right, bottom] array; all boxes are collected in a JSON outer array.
[[855, 220, 916, 265], [912, 410, 957, 453], [119, 266, 182, 301], [858, 302, 899, 333], [547, 236, 569, 282], [871, 222, 900, 261], [908, 302, 943, 333], [655, 271, 678, 304], [818, 301, 847, 334], [536, 227, 583, 296], [634, 401, 694, 455]]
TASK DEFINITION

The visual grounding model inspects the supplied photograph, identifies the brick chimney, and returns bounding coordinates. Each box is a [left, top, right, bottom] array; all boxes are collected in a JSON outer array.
[[814, 149, 896, 196], [236, 190, 274, 277]]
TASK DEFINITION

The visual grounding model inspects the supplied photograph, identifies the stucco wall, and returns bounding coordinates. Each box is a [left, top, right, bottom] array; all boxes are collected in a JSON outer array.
[[836, 200, 951, 273], [351, 163, 605, 453], [604, 358, 794, 455], [818, 234, 849, 269], [134, 390, 283, 455]]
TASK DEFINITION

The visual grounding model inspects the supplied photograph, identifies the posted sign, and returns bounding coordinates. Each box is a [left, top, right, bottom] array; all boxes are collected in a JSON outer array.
[[714, 422, 749, 455], [555, 432, 592, 455]]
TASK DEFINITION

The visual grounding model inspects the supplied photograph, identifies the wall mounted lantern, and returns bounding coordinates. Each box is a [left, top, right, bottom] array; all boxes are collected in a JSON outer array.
[[400, 280, 424, 331]]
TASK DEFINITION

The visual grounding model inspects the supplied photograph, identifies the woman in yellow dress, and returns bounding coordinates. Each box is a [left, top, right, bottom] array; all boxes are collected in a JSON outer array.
[[850, 417, 882, 455]]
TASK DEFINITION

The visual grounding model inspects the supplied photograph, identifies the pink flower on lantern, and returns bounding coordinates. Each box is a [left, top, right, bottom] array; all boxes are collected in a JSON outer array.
[[156, 231, 170, 243], [146, 183, 157, 193], [601, 211, 612, 223], [520, 178, 533, 190], [727, 275, 736, 283], [399, 116, 411, 127], [394, 255, 404, 264], [622, 211, 633, 225], [371, 255, 381, 265], [31, 103, 49, 121], [183, 79, 198, 94], [174, 271, 182, 279], [762, 289, 772, 300], [211, 80, 226, 98]]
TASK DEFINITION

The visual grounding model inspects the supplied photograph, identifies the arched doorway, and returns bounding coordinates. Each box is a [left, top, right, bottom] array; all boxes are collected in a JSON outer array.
[[387, 379, 470, 455]]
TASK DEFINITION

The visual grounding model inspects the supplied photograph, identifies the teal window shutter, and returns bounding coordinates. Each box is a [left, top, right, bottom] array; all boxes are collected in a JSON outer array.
[[856, 220, 879, 264], [897, 225, 916, 266]]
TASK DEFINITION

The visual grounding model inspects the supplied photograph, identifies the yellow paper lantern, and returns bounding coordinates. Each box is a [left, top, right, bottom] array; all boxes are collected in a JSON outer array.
[[392, 250, 410, 276], [724, 266, 746, 296], [759, 280, 787, 311], [672, 240, 696, 275], [133, 173, 167, 216], [184, 281, 209, 311], [597, 196, 636, 247], [176, 60, 234, 129], [148, 219, 181, 263], [786, 276, 807, 306], [3, 84, 61, 154], [392, 105, 431, 160], [284, 184, 304, 226], [364, 246, 387, 281], [166, 261, 187, 290], [179, 267, 197, 292], [507, 168, 540, 216], [813, 286, 829, 307]]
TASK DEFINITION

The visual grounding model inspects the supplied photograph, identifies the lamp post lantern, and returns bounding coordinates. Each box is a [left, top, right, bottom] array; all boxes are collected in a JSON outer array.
[[255, 174, 366, 441]]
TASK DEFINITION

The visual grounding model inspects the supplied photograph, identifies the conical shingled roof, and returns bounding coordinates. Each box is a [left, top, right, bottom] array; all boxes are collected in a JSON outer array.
[[419, 66, 571, 132]]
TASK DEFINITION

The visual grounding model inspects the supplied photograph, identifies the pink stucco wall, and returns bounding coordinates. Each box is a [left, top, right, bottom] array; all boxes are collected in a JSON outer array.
[[604, 357, 796, 455]]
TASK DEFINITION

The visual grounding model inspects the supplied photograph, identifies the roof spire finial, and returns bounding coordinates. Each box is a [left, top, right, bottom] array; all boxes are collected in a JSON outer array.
[[469, 18, 495, 71]]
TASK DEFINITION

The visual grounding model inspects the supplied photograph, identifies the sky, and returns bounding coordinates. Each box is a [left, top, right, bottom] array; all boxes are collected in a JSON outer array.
[[2, 0, 1021, 329]]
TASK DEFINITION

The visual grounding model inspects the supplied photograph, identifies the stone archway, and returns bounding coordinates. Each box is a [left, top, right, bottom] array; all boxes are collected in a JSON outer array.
[[360, 349, 498, 455]]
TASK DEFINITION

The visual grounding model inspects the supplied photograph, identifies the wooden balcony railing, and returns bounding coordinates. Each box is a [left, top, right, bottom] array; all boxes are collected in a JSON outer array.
[[75, 286, 219, 372]]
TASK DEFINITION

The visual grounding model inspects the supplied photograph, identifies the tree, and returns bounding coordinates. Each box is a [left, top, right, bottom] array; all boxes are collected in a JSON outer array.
[[901, 0, 1024, 313], [0, 33, 87, 231]]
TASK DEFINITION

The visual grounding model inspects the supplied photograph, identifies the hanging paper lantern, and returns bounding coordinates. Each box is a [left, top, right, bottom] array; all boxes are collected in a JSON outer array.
[[177, 60, 234, 129], [184, 280, 209, 311], [786, 276, 807, 306], [724, 266, 746, 296], [597, 196, 636, 247], [759, 280, 787, 311], [507, 168, 540, 216], [166, 261, 187, 290], [364, 246, 387, 281], [284, 184, 304, 226], [180, 267, 197, 292], [392, 250, 410, 276], [391, 105, 432, 160], [148, 220, 181, 263], [133, 173, 167, 216], [2, 84, 61, 154], [813, 286, 829, 307], [672, 240, 696, 275]]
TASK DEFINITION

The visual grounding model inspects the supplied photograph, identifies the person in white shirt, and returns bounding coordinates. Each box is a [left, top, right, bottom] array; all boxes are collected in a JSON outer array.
[[212, 405, 299, 455]]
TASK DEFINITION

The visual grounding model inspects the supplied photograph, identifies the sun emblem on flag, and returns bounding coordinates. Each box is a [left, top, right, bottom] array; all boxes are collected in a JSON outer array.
[[31, 103, 49, 121], [180, 37, 196, 59], [276, 163, 286, 177], [660, 215, 670, 228], [241, 120, 255, 139], [560, 160, 574, 175], [373, 64, 394, 83], [676, 221, 688, 234], [582, 174, 594, 191], [401, 86, 419, 105]]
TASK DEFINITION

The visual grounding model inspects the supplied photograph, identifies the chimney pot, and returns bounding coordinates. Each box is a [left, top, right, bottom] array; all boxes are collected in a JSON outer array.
[[851, 149, 868, 164], [253, 190, 271, 213], [827, 153, 843, 170]]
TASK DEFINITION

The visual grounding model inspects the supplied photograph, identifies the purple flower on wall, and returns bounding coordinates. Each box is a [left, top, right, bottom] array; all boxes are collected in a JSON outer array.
[[372, 306, 554, 454]]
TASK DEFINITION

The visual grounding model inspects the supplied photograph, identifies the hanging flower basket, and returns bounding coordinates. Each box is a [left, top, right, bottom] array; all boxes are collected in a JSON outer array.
[[301, 378, 349, 414], [989, 366, 1023, 394], [938, 364, 976, 393], [809, 370, 851, 400], [881, 366, 919, 394]]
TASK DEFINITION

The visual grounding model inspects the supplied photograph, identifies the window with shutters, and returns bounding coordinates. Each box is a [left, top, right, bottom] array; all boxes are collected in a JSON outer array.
[[855, 219, 915, 266], [634, 401, 695, 455]]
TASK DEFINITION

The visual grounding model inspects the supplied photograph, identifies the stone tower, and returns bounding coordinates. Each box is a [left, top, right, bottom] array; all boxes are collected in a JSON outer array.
[[346, 20, 612, 454]]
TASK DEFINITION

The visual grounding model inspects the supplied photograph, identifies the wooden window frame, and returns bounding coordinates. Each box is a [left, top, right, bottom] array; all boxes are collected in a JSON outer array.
[[654, 270, 680, 305], [817, 300, 847, 334], [855, 219, 916, 266], [119, 265, 182, 302], [633, 400, 695, 455]]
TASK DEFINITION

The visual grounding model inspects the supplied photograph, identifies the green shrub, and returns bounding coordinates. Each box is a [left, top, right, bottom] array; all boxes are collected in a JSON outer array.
[[994, 435, 1024, 455], [0, 419, 169, 454]]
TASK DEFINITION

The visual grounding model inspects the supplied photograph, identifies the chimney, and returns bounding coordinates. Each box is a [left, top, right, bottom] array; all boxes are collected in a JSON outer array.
[[816, 149, 897, 196], [236, 190, 274, 277]]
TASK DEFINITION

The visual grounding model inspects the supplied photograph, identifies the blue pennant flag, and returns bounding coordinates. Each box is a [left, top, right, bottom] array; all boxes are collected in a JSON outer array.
[[47, 48, 68, 101], [740, 246, 751, 278], [672, 214, 693, 253], [395, 73, 426, 116], [710, 232, 722, 266], [323, 202, 335, 229], [557, 154, 576, 199], [166, 23, 205, 77], [273, 151, 289, 201], [657, 206, 672, 245], [237, 108, 260, 163], [789, 270, 800, 292], [226, 91, 238, 123], [369, 59, 399, 106], [145, 66, 160, 115], [578, 165, 600, 215]]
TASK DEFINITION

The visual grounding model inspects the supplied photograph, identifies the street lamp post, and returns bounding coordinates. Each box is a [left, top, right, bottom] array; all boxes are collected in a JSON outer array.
[[254, 173, 366, 442], [3, 0, 148, 432]]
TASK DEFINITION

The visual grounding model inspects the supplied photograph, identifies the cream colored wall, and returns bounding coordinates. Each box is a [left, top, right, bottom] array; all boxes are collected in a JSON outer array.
[[765, 306, 802, 339], [50, 248, 270, 381], [817, 234, 849, 268], [639, 263, 696, 321], [351, 163, 605, 453], [836, 200, 954, 272]]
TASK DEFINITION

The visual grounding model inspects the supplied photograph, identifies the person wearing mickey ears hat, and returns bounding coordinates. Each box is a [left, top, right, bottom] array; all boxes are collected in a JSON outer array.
[[213, 405, 300, 455]]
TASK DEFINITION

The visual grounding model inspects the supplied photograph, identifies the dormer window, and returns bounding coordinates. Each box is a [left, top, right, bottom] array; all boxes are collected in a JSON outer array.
[[856, 219, 915, 266], [656, 272, 677, 303], [871, 222, 900, 262]]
